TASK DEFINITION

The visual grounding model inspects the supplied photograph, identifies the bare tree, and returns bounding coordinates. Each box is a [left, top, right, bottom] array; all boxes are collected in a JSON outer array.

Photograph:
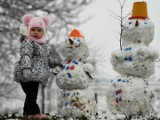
[[0, 0, 93, 67], [0, 0, 93, 113], [109, 0, 131, 50]]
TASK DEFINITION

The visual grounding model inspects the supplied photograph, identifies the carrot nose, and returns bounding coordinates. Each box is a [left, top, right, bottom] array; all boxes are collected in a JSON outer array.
[[135, 20, 139, 27]]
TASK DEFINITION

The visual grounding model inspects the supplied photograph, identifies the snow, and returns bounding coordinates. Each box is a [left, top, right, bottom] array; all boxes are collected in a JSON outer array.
[[1, 1, 160, 120]]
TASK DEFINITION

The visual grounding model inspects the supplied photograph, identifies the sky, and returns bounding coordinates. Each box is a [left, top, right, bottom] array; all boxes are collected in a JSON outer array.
[[75, 0, 160, 80]]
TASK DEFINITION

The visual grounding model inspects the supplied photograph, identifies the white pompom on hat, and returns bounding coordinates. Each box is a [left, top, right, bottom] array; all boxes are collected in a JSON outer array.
[[19, 24, 28, 36]]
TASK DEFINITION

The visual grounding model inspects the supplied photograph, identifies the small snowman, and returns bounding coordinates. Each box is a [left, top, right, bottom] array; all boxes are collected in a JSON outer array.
[[107, 1, 159, 118], [55, 29, 97, 119]]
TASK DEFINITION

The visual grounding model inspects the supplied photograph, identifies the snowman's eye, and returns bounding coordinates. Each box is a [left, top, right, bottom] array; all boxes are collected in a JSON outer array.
[[128, 22, 132, 24], [144, 22, 148, 25], [77, 39, 80, 42]]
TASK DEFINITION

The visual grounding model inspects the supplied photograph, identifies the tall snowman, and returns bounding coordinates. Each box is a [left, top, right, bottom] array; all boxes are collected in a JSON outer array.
[[106, 1, 159, 117], [55, 29, 97, 119]]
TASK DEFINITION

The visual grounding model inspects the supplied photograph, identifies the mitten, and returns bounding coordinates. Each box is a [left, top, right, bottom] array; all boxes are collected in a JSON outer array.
[[53, 66, 63, 76], [23, 69, 31, 80], [54, 59, 64, 69]]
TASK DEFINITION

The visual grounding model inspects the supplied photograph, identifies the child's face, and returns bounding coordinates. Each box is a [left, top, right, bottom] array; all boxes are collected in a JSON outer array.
[[29, 27, 44, 39]]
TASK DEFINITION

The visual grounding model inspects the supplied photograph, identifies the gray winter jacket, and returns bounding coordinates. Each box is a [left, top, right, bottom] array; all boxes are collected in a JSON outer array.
[[14, 39, 60, 86]]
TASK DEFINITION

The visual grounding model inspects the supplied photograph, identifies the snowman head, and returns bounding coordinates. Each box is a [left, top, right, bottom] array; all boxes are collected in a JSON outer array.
[[122, 2, 154, 46], [61, 29, 89, 61]]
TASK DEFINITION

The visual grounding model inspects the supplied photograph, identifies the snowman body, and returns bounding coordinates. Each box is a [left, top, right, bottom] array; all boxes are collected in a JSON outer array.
[[56, 29, 97, 118], [111, 44, 159, 78], [57, 89, 97, 118], [107, 18, 159, 116], [107, 75, 154, 116], [56, 59, 92, 89]]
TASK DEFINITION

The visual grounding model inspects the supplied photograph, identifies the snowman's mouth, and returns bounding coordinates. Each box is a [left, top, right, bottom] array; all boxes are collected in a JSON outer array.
[[66, 43, 82, 49], [75, 44, 81, 48]]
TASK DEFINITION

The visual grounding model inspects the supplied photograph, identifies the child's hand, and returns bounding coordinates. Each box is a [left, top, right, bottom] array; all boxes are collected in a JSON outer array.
[[53, 66, 63, 76], [54, 59, 64, 69], [23, 69, 31, 80]]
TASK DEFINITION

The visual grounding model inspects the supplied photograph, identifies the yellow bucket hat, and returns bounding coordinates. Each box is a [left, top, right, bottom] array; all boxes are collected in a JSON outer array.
[[129, 1, 148, 19]]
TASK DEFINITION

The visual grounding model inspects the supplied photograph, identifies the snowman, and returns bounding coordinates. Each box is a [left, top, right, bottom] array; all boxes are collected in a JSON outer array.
[[106, 1, 159, 117], [55, 29, 97, 119]]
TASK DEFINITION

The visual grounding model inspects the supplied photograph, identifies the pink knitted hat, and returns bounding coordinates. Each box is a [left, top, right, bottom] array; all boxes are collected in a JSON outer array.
[[22, 14, 49, 43]]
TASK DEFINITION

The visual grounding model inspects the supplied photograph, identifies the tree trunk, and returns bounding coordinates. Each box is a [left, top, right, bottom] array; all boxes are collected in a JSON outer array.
[[46, 75, 54, 113]]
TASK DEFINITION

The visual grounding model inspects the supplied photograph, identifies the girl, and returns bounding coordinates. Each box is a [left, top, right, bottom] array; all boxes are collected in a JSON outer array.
[[14, 14, 62, 119]]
